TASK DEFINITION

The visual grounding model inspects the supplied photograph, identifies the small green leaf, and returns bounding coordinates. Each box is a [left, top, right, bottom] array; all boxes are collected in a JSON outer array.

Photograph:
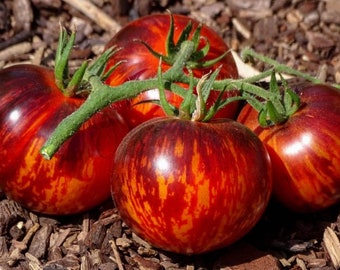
[[175, 20, 193, 50], [189, 37, 209, 63], [268, 71, 286, 115], [284, 89, 300, 116], [278, 73, 301, 116], [65, 61, 88, 96], [191, 24, 202, 52], [166, 13, 177, 56], [267, 101, 287, 125], [258, 106, 270, 127], [134, 39, 170, 63], [242, 92, 264, 112], [258, 100, 287, 127], [190, 50, 229, 69], [269, 70, 280, 94], [101, 60, 125, 82], [200, 66, 221, 104], [85, 46, 119, 79], [179, 68, 195, 119], [283, 88, 293, 109], [54, 28, 76, 91], [157, 58, 177, 117], [203, 88, 225, 121]]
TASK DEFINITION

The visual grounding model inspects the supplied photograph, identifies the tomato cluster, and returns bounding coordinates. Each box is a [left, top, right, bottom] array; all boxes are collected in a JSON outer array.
[[0, 13, 339, 256], [104, 14, 340, 254]]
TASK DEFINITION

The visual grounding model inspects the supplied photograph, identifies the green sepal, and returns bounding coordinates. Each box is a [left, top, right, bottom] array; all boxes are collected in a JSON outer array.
[[189, 37, 210, 63], [85, 46, 119, 80], [170, 18, 192, 55], [81, 46, 122, 85], [258, 106, 270, 127], [279, 73, 301, 116], [267, 101, 286, 124], [64, 61, 88, 97], [178, 68, 195, 120], [54, 28, 75, 91], [133, 39, 170, 63], [191, 24, 202, 52], [284, 89, 300, 116], [269, 71, 285, 113], [242, 91, 264, 112], [157, 58, 177, 117]]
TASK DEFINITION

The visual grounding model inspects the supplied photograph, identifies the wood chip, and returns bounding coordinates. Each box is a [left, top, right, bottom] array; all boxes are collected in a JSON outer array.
[[323, 226, 340, 269], [0, 199, 29, 235], [296, 257, 308, 270], [28, 224, 53, 259], [110, 240, 124, 270], [1, 1, 340, 269], [0, 42, 32, 61], [12, 0, 33, 31], [62, 0, 121, 33], [231, 18, 251, 39]]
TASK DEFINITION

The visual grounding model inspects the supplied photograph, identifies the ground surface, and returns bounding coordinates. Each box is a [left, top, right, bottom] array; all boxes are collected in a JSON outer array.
[[0, 0, 340, 269]]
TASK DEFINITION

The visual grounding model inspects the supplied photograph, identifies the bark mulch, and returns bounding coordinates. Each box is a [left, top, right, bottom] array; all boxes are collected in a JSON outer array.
[[0, 0, 340, 269]]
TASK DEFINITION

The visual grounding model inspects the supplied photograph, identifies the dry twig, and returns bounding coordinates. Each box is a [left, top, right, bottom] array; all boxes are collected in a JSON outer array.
[[62, 0, 121, 33], [110, 239, 124, 270]]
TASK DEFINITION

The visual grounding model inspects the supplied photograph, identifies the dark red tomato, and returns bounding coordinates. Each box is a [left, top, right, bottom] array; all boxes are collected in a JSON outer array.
[[0, 64, 129, 215], [104, 14, 239, 128], [238, 84, 340, 213], [111, 117, 272, 254]]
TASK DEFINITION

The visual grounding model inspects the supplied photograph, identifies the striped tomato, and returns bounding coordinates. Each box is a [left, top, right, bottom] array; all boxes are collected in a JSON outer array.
[[0, 64, 129, 215], [104, 14, 239, 128], [238, 84, 340, 213], [110, 117, 272, 254]]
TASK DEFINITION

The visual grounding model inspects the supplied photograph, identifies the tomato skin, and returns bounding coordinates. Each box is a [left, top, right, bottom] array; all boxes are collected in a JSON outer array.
[[111, 117, 272, 254], [238, 84, 340, 213], [0, 64, 129, 215], [104, 14, 239, 128]]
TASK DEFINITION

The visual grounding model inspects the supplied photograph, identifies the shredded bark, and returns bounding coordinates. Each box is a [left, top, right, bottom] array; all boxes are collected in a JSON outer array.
[[0, 0, 340, 269]]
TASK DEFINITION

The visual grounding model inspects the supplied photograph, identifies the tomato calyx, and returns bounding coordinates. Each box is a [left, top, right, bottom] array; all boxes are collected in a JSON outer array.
[[245, 72, 300, 127], [135, 13, 229, 69], [54, 26, 121, 97]]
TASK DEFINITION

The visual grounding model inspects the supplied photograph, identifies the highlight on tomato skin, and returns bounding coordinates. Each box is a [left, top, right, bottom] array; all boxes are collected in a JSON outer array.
[[237, 84, 340, 213], [104, 14, 240, 128], [110, 117, 272, 254], [0, 64, 130, 215]]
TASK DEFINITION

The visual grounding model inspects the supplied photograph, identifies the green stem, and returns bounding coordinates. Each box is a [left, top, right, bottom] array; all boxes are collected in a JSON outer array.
[[40, 77, 156, 159], [41, 33, 340, 159], [241, 48, 320, 82], [172, 73, 275, 101], [41, 40, 196, 159], [242, 47, 340, 90]]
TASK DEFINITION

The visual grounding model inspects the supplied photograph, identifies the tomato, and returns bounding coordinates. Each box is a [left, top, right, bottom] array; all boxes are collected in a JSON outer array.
[[110, 117, 272, 254], [237, 84, 340, 213], [104, 14, 239, 128], [0, 64, 129, 215]]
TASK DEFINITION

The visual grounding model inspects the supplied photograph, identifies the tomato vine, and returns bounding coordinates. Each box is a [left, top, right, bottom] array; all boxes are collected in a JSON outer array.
[[40, 15, 340, 160]]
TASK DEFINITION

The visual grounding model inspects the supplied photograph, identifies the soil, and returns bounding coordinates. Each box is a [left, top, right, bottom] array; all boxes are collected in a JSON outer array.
[[0, 0, 340, 269]]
